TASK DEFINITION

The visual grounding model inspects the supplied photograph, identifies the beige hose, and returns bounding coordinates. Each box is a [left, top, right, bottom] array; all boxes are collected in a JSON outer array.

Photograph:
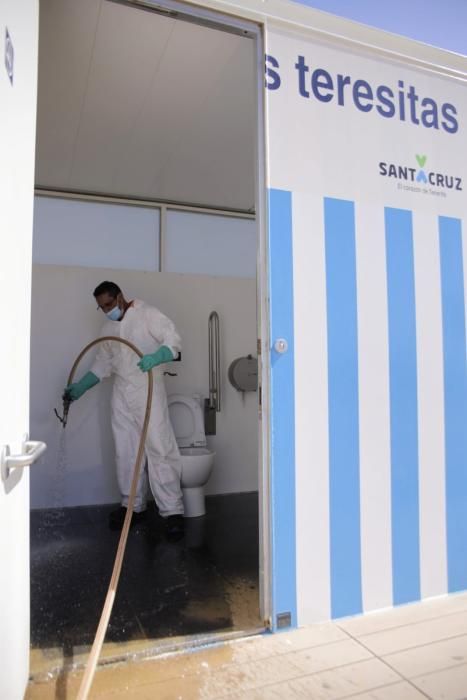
[[65, 336, 153, 700]]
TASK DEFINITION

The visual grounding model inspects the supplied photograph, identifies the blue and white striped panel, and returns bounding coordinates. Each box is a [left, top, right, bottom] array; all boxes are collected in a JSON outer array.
[[324, 198, 362, 619], [439, 217, 467, 593], [288, 192, 467, 624], [413, 210, 447, 600], [385, 207, 421, 606]]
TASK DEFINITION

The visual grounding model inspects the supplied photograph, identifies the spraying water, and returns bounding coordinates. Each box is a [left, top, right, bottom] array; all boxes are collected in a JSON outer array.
[[42, 430, 69, 535]]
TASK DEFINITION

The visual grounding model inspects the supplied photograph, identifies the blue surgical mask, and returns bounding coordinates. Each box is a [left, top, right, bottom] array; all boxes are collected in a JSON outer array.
[[106, 304, 123, 321]]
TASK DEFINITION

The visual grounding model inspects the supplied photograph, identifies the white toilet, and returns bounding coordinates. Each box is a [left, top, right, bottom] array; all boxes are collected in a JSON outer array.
[[168, 394, 215, 517]]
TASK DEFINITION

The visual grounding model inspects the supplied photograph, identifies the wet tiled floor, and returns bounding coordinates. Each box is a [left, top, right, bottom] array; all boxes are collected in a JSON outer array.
[[30, 493, 261, 678], [26, 592, 467, 699]]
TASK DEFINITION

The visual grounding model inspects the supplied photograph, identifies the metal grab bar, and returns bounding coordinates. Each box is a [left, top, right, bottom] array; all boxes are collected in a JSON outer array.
[[1, 439, 47, 482], [208, 311, 221, 412]]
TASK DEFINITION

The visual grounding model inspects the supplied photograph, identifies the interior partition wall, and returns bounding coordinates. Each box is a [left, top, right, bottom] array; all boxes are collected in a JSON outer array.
[[33, 194, 256, 277]]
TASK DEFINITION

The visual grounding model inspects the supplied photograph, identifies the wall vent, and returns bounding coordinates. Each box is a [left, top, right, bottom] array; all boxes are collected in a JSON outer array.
[[276, 612, 292, 629]]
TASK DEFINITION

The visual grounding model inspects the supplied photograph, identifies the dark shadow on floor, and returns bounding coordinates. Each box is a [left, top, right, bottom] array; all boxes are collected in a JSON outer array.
[[30, 493, 260, 652]]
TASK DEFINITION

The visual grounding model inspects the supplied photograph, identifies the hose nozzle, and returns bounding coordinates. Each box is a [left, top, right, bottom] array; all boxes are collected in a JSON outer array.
[[54, 393, 71, 429]]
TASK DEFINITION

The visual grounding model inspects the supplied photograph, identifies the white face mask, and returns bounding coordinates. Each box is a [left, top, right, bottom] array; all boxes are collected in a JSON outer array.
[[106, 304, 123, 321]]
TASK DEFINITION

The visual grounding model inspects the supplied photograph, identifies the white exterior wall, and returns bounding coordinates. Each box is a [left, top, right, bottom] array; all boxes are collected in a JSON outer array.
[[265, 22, 467, 625]]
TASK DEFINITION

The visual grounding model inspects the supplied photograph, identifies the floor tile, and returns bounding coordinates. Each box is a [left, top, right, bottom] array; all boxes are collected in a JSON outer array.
[[356, 611, 467, 656], [384, 634, 467, 678], [30, 495, 261, 679], [411, 662, 467, 700], [338, 594, 467, 638]]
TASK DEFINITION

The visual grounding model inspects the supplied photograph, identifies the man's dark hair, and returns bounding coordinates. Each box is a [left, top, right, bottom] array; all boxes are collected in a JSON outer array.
[[93, 281, 121, 298]]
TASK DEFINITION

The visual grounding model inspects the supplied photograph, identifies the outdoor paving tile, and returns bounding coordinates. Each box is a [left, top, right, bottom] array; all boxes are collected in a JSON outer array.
[[283, 638, 372, 674], [24, 684, 52, 700], [199, 624, 349, 664], [240, 682, 428, 700], [26, 664, 208, 700], [25, 631, 327, 700], [90, 631, 354, 694], [92, 673, 206, 699], [338, 593, 467, 638], [27, 595, 467, 700], [411, 662, 467, 700], [87, 654, 304, 699], [219, 658, 402, 699], [193, 654, 306, 698], [339, 681, 429, 699], [383, 633, 467, 678], [355, 610, 467, 656], [254, 622, 349, 654], [52, 651, 305, 700], [88, 672, 207, 699], [90, 643, 238, 693]]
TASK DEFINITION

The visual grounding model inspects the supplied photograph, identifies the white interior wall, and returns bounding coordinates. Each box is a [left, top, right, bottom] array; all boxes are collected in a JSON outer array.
[[30, 266, 258, 509]]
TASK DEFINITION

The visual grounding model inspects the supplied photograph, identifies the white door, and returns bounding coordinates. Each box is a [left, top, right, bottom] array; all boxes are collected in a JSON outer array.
[[0, 2, 40, 698]]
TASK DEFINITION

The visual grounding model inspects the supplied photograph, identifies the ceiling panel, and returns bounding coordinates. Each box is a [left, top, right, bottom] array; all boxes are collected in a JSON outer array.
[[110, 20, 251, 204], [68, 1, 177, 192], [35, 0, 257, 211], [156, 41, 256, 209], [35, 0, 102, 186]]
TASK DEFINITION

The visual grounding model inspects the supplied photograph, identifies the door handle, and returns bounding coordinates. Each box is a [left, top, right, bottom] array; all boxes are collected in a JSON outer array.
[[1, 438, 47, 481]]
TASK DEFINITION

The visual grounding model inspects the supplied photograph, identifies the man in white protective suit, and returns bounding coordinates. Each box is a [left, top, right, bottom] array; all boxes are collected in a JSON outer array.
[[64, 280, 184, 540]]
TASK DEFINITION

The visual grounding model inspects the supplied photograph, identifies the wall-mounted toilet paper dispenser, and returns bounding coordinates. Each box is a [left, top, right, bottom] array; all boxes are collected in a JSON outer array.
[[228, 355, 258, 392]]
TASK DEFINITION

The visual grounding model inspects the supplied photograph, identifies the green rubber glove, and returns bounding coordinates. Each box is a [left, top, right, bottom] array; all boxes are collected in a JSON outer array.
[[64, 371, 100, 402], [137, 346, 174, 372]]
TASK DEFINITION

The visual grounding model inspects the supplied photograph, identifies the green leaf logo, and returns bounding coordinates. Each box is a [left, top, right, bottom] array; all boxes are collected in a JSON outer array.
[[416, 154, 427, 167]]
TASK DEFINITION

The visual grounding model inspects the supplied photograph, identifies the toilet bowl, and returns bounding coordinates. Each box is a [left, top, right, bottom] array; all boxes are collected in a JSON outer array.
[[168, 394, 215, 517]]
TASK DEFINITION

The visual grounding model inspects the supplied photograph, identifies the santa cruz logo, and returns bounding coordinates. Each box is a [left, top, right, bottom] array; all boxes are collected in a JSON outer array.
[[379, 155, 462, 191]]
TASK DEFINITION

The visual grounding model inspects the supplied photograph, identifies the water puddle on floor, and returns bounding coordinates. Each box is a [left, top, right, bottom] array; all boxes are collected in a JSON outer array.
[[29, 492, 262, 693], [26, 638, 242, 700]]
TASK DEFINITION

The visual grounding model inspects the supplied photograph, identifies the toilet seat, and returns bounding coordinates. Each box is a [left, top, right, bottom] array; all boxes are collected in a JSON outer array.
[[168, 394, 207, 448]]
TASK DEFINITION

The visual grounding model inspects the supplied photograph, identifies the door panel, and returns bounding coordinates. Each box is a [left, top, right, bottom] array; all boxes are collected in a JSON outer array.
[[0, 2, 39, 698]]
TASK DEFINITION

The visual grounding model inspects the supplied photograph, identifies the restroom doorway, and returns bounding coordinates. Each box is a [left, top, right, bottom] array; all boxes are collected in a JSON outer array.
[[30, 0, 269, 676]]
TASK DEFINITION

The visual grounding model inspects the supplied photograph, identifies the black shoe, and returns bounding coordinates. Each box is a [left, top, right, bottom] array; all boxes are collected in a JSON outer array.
[[166, 514, 184, 541], [108, 507, 147, 531]]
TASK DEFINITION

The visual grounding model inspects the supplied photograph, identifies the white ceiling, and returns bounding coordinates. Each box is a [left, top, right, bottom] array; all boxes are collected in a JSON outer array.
[[35, 0, 257, 211]]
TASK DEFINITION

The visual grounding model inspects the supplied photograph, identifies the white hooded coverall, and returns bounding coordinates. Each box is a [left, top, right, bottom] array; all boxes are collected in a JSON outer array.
[[90, 299, 183, 517]]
